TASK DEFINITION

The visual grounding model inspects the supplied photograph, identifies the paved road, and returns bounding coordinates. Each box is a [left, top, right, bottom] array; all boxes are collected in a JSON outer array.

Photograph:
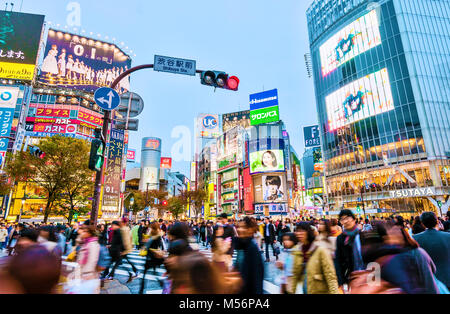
[[108, 243, 281, 294], [1, 243, 282, 294]]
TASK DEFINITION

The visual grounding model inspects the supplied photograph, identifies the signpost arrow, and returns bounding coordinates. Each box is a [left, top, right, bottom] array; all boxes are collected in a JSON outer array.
[[94, 88, 120, 111]]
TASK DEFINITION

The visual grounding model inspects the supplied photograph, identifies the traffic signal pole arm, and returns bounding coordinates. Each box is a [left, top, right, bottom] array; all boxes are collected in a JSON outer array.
[[90, 64, 228, 227]]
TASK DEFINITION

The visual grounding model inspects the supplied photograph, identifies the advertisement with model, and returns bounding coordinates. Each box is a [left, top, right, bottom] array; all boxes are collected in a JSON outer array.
[[38, 29, 131, 93]]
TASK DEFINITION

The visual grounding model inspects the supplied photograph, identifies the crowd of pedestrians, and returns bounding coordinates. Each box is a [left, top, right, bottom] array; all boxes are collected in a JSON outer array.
[[0, 209, 448, 294]]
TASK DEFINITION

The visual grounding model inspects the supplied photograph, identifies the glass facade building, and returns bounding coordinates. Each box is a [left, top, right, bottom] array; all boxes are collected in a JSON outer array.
[[307, 0, 450, 216]]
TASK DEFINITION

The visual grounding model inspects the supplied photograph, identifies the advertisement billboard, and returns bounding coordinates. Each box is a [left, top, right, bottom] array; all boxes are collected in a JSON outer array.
[[217, 127, 244, 170], [326, 68, 394, 131], [0, 87, 19, 151], [262, 175, 286, 202], [38, 29, 131, 93], [243, 168, 254, 213], [160, 157, 172, 169], [102, 129, 124, 218], [222, 110, 250, 133], [249, 89, 280, 126], [126, 149, 136, 162], [249, 149, 285, 174], [320, 10, 381, 77], [304, 125, 320, 148], [0, 11, 44, 81], [255, 204, 288, 215], [197, 113, 220, 138]]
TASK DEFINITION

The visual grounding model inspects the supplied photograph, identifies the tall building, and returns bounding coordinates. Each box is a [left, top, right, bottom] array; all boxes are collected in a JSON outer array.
[[307, 0, 450, 217], [140, 137, 162, 192]]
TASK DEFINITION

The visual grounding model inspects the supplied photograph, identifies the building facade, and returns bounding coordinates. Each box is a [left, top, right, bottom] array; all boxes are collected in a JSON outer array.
[[307, 0, 450, 217]]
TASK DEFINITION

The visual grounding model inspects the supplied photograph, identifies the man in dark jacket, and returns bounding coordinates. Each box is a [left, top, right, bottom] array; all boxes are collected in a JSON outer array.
[[104, 221, 138, 282], [212, 213, 237, 256], [335, 209, 365, 288], [137, 220, 145, 248], [263, 217, 276, 262], [234, 217, 264, 294], [414, 211, 450, 289]]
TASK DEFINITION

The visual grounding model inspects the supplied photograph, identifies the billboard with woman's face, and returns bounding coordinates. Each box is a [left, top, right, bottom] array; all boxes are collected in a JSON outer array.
[[250, 149, 284, 174]]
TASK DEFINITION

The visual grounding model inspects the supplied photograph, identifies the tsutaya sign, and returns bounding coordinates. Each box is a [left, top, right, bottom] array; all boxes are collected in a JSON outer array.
[[389, 187, 436, 198]]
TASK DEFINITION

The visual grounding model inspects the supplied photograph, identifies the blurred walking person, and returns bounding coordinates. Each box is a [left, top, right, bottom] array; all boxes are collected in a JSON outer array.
[[76, 225, 101, 294], [413, 212, 450, 291], [139, 222, 164, 294], [276, 232, 298, 294], [350, 221, 440, 294], [233, 217, 264, 294], [292, 222, 340, 294]]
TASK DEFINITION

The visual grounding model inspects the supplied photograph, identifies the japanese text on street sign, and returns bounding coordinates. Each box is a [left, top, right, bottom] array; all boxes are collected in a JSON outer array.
[[154, 55, 196, 76]]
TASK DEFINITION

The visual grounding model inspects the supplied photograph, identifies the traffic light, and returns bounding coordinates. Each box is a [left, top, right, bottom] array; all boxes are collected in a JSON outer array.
[[201, 71, 240, 91], [29, 146, 46, 159], [89, 139, 104, 172], [162, 200, 168, 206]]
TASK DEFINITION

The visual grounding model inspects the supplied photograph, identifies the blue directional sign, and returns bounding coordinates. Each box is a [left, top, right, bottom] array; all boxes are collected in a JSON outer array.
[[94, 87, 120, 111]]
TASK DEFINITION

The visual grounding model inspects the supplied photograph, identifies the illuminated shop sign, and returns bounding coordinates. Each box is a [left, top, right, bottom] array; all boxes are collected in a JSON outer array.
[[389, 187, 435, 198], [326, 68, 394, 131], [320, 10, 381, 77]]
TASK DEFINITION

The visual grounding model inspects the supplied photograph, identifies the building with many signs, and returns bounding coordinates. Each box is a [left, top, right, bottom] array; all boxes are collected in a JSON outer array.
[[307, 0, 450, 217]]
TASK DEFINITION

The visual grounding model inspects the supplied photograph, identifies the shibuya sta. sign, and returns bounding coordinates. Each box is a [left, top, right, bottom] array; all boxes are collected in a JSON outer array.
[[389, 187, 435, 198]]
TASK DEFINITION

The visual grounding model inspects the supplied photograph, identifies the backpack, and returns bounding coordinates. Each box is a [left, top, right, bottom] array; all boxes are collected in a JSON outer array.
[[96, 245, 111, 272]]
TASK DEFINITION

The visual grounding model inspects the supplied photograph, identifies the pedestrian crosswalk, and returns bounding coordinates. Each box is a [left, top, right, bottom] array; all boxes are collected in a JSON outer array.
[[63, 243, 280, 294]]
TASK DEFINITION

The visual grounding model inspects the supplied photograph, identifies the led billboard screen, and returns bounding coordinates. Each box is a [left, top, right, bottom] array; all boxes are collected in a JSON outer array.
[[38, 29, 131, 93], [326, 68, 394, 131], [0, 10, 44, 80], [249, 149, 285, 174], [320, 10, 381, 77]]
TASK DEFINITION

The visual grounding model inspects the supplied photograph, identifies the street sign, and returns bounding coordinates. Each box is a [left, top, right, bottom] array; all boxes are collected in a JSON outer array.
[[94, 87, 120, 111], [118, 92, 144, 118], [154, 55, 196, 76]]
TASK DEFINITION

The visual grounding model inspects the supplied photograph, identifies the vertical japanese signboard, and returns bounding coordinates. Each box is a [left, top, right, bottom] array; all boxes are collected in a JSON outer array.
[[0, 87, 19, 154], [102, 129, 124, 219]]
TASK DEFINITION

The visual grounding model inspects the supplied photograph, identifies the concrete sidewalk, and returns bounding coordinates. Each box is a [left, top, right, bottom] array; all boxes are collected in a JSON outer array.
[[100, 279, 132, 294]]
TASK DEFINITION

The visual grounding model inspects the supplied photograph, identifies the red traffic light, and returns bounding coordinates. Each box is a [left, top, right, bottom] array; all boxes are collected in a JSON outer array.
[[227, 76, 240, 91], [162, 200, 168, 206]]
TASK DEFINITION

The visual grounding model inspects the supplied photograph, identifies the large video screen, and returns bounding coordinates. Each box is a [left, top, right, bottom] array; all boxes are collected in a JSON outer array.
[[38, 29, 131, 93], [250, 149, 285, 174], [320, 10, 381, 77], [326, 68, 394, 131], [0, 10, 44, 80]]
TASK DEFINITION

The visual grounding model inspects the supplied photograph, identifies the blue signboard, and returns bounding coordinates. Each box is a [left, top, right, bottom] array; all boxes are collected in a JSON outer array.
[[0, 108, 15, 152], [249, 89, 279, 111], [304, 125, 321, 148], [154, 55, 196, 76], [94, 87, 120, 111]]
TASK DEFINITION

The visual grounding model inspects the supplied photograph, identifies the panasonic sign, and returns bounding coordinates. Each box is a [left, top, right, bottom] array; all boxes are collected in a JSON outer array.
[[249, 89, 280, 126]]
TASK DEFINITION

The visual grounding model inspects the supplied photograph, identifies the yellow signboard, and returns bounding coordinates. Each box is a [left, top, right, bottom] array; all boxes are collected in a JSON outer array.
[[0, 62, 36, 81]]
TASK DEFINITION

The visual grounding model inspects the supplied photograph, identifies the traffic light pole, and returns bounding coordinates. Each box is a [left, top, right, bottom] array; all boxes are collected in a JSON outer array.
[[89, 64, 211, 227]]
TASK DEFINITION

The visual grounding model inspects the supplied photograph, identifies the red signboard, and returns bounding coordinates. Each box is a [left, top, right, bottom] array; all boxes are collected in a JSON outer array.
[[77, 110, 103, 126], [32, 123, 77, 134], [127, 149, 136, 161], [243, 168, 254, 213], [160, 157, 172, 169]]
